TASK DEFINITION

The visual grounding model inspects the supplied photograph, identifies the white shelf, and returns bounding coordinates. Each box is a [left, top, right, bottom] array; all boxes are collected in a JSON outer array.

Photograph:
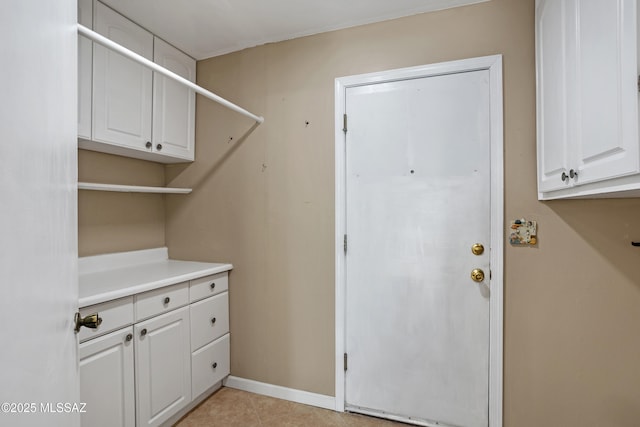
[[78, 182, 192, 194]]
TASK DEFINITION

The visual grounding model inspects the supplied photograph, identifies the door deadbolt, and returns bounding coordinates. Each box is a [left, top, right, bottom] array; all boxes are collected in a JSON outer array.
[[471, 243, 485, 256], [471, 269, 485, 283]]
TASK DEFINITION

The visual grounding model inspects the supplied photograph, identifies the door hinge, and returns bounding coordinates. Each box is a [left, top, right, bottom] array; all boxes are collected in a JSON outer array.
[[344, 353, 348, 371], [343, 234, 348, 254], [637, 75, 640, 92], [343, 114, 348, 133]]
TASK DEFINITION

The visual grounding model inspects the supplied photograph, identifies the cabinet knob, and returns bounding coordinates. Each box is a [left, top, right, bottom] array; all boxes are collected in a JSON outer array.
[[141, 328, 147, 337], [210, 282, 216, 290], [145, 141, 152, 149], [212, 362, 218, 369], [561, 172, 569, 182], [569, 169, 578, 179], [164, 297, 170, 305], [125, 333, 133, 342], [211, 317, 217, 324], [156, 143, 163, 151]]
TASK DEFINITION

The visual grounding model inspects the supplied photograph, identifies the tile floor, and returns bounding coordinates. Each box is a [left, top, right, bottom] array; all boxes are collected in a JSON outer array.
[[175, 387, 408, 427]]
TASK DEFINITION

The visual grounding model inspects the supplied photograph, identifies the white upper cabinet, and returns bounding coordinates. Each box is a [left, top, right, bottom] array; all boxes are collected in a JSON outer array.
[[536, 0, 571, 193], [92, 1, 153, 152], [536, 0, 640, 199], [79, 1, 196, 164], [78, 0, 93, 140], [152, 38, 196, 161], [574, 0, 638, 184]]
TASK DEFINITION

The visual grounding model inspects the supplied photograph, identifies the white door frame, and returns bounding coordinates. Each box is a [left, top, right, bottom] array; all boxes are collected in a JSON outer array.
[[334, 55, 504, 427]]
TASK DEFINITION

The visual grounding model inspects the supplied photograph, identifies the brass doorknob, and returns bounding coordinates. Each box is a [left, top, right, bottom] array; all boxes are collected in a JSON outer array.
[[471, 243, 485, 255], [471, 269, 485, 283], [74, 312, 103, 333]]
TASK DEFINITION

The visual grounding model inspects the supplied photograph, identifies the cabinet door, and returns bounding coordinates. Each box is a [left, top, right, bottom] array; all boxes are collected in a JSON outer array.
[[92, 1, 153, 152], [77, 0, 92, 140], [574, 0, 639, 184], [79, 327, 135, 427], [536, 0, 572, 192], [135, 307, 191, 427], [152, 37, 196, 161]]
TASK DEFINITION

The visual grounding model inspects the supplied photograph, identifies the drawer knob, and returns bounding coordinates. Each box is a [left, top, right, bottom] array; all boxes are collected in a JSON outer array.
[[211, 317, 217, 324], [164, 297, 170, 305], [125, 333, 133, 342], [212, 362, 218, 369], [141, 328, 147, 337], [210, 282, 216, 290]]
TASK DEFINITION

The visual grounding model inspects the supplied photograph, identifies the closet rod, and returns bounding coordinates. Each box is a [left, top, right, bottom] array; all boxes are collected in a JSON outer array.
[[78, 24, 264, 124]]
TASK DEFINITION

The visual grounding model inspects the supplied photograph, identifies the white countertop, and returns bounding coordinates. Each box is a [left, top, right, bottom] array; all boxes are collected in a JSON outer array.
[[79, 248, 232, 307]]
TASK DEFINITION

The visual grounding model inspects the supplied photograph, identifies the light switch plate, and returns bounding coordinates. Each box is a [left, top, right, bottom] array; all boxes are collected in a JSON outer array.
[[509, 219, 537, 246]]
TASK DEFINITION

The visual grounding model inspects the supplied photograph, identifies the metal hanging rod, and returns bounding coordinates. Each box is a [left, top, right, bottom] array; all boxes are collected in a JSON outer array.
[[77, 24, 264, 124]]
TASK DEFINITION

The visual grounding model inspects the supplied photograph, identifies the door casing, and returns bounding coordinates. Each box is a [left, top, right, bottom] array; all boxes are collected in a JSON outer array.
[[334, 55, 504, 427]]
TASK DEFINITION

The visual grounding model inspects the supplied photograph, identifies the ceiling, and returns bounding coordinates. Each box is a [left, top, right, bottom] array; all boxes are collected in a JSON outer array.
[[100, 0, 489, 60]]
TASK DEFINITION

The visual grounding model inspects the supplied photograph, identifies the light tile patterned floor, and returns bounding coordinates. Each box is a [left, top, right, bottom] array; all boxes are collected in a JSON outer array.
[[175, 387, 408, 427]]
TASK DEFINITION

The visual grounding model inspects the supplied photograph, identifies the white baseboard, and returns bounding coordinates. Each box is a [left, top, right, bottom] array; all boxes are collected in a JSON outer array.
[[223, 376, 336, 411]]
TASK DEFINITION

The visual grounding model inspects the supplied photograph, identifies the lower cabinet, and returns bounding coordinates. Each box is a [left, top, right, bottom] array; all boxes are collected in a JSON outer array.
[[79, 271, 230, 427], [79, 326, 135, 427], [191, 334, 230, 398], [135, 307, 191, 427]]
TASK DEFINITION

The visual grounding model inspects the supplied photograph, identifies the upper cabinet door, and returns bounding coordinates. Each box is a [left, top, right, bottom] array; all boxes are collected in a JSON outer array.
[[574, 0, 639, 184], [77, 0, 93, 140], [536, 0, 572, 192], [92, 1, 153, 152], [536, 0, 640, 198], [152, 38, 196, 161]]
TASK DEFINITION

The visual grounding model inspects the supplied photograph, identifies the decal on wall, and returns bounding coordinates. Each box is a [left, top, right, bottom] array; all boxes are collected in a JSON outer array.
[[509, 219, 537, 246]]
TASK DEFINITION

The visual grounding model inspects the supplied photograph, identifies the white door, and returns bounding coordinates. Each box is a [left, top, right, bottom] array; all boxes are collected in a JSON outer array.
[[79, 328, 135, 427], [344, 68, 493, 427], [0, 1, 79, 426]]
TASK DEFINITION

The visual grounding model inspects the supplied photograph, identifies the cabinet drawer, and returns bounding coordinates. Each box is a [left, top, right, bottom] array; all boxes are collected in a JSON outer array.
[[191, 333, 230, 399], [190, 292, 229, 351], [190, 272, 228, 302], [78, 296, 134, 343], [135, 281, 189, 321]]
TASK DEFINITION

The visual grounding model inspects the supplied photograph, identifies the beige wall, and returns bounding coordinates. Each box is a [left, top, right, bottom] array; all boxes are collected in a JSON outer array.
[[79, 0, 640, 425], [78, 149, 166, 256]]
